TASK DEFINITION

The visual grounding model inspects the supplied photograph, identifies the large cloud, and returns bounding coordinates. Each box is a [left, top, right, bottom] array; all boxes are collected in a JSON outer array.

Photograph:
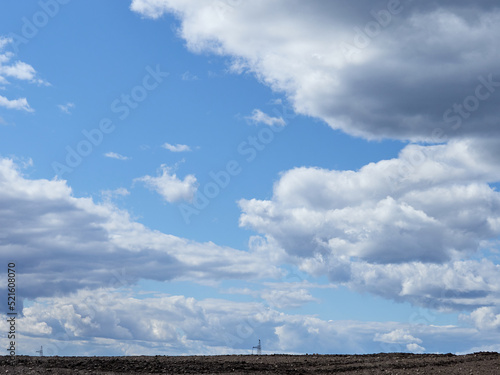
[[0, 158, 281, 310], [130, 0, 500, 141], [130, 0, 500, 335], [239, 140, 500, 310], [1, 288, 491, 356], [240, 140, 500, 263]]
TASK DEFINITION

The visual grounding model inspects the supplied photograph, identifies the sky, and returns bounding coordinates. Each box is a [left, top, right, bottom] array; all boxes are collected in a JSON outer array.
[[1, 0, 500, 356]]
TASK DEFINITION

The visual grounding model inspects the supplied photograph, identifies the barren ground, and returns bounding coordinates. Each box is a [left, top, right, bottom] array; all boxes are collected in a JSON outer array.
[[1, 352, 499, 374]]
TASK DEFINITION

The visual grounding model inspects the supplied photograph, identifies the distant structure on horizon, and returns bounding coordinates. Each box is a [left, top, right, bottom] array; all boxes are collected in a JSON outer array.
[[36, 346, 43, 357], [252, 339, 262, 355]]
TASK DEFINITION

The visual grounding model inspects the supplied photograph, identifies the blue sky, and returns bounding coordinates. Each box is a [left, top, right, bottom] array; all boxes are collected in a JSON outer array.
[[1, 0, 500, 356]]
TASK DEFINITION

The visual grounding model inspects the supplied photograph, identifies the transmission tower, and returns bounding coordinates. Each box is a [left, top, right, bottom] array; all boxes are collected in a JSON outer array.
[[36, 346, 43, 357], [252, 339, 261, 355]]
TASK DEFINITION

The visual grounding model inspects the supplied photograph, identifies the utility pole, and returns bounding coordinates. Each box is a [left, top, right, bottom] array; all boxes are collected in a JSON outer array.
[[252, 339, 261, 355], [36, 346, 43, 357]]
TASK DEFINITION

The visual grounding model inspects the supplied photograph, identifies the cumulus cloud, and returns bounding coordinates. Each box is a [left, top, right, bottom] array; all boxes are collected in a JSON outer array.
[[58, 102, 75, 114], [226, 280, 325, 309], [406, 343, 426, 353], [162, 142, 192, 152], [261, 288, 317, 309], [240, 140, 500, 263], [0, 40, 49, 86], [0, 95, 33, 112], [346, 260, 500, 310], [247, 109, 286, 127], [101, 187, 130, 201], [0, 35, 48, 111], [0, 60, 38, 81], [2, 288, 487, 356], [375, 329, 426, 353], [0, 158, 281, 309], [374, 329, 422, 345], [466, 307, 500, 331], [136, 164, 198, 202], [0, 36, 11, 50], [104, 151, 130, 160], [0, 155, 492, 355], [239, 140, 500, 310], [130, 0, 172, 19], [130, 0, 500, 141]]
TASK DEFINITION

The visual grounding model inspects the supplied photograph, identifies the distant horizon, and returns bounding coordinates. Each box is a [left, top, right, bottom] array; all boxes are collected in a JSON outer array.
[[7, 351, 500, 358], [1, 0, 500, 357]]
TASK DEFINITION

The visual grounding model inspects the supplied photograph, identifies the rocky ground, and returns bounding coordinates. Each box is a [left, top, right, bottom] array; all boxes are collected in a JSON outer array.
[[1, 352, 499, 374]]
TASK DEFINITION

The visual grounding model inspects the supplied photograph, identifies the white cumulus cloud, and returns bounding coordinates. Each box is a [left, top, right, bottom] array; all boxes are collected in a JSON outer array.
[[104, 152, 130, 161], [247, 109, 286, 127], [0, 158, 281, 310], [374, 329, 422, 345], [0, 35, 49, 111], [58, 102, 75, 114], [136, 164, 198, 203], [130, 0, 500, 141], [3, 288, 486, 356], [0, 155, 495, 355], [162, 142, 192, 152], [466, 307, 500, 331], [0, 95, 33, 112], [239, 140, 500, 310]]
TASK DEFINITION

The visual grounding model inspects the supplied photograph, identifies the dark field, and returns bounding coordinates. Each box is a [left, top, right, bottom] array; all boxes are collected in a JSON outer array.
[[1, 352, 499, 374]]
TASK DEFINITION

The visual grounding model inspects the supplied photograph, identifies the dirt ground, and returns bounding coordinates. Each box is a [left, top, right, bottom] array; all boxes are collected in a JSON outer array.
[[1, 352, 499, 374]]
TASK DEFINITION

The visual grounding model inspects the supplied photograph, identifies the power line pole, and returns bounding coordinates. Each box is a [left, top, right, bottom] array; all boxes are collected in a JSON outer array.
[[252, 339, 261, 355]]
